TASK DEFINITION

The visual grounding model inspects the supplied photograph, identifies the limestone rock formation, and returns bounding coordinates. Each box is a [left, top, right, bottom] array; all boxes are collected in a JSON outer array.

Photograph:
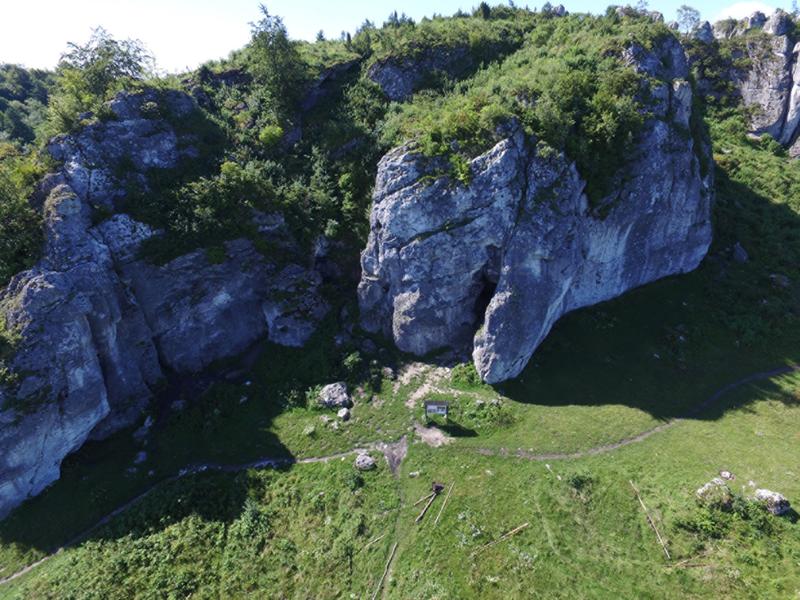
[[0, 90, 328, 518], [359, 36, 713, 383], [702, 10, 800, 154]]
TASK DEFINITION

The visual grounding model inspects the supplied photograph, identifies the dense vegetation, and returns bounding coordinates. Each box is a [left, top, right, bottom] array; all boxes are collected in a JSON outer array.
[[382, 9, 667, 197], [0, 65, 52, 145]]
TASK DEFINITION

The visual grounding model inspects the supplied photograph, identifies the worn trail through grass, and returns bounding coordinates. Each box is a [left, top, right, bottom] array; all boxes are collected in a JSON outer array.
[[1, 363, 797, 587]]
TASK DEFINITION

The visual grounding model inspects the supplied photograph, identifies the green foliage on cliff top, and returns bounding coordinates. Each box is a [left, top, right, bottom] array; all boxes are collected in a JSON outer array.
[[382, 11, 669, 199]]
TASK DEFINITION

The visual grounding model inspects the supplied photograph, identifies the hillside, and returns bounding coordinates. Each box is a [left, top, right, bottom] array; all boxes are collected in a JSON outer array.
[[0, 4, 799, 599]]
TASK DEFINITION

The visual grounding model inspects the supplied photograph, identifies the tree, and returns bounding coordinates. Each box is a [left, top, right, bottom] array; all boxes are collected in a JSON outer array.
[[315, 30, 325, 42], [47, 28, 153, 134], [0, 149, 42, 282], [479, 2, 491, 19], [676, 5, 700, 33], [58, 27, 153, 98], [249, 5, 304, 124]]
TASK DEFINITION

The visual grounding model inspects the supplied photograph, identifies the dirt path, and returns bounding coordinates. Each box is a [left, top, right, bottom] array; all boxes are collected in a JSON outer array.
[[2, 363, 797, 587], [474, 364, 800, 462], [0, 442, 397, 587]]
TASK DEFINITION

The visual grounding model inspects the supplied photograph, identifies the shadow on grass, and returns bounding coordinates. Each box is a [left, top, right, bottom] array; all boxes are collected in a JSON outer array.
[[487, 169, 800, 423], [0, 307, 366, 573], [433, 421, 478, 438]]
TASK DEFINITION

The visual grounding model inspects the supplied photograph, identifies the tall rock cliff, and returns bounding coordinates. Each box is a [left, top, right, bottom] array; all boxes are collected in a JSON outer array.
[[0, 91, 328, 518], [696, 10, 800, 154], [358, 35, 714, 383]]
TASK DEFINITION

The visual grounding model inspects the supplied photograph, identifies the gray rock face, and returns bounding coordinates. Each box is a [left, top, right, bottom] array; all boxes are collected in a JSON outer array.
[[692, 21, 714, 44], [0, 91, 329, 519], [359, 36, 713, 383], [0, 186, 163, 514], [47, 90, 196, 211], [712, 10, 800, 149], [367, 46, 475, 102]]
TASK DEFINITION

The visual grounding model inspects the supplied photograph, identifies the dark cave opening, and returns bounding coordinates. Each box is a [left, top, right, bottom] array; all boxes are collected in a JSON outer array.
[[473, 274, 497, 327]]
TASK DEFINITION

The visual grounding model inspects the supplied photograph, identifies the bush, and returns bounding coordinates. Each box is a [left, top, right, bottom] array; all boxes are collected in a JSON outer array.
[[450, 363, 483, 388], [0, 147, 43, 283], [258, 124, 284, 147]]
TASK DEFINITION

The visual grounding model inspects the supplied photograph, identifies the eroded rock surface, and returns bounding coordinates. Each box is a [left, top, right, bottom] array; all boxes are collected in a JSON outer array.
[[0, 91, 328, 518], [359, 36, 713, 383]]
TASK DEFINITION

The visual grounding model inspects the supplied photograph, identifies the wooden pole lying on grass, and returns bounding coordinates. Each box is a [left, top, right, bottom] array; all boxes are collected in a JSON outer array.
[[629, 480, 671, 560], [433, 482, 454, 527], [471, 522, 530, 557], [362, 533, 386, 551], [415, 492, 438, 523], [413, 492, 435, 507], [371, 541, 398, 600]]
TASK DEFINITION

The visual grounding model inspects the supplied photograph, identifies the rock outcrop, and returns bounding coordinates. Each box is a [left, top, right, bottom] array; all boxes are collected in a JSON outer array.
[[359, 36, 713, 383], [367, 36, 525, 102], [0, 90, 328, 518], [701, 10, 800, 154]]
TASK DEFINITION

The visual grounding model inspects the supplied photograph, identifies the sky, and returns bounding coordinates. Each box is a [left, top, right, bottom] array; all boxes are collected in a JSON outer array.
[[0, 0, 789, 73]]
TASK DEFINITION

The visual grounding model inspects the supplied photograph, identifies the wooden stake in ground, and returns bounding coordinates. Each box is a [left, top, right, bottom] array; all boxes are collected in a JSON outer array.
[[433, 482, 454, 527], [371, 541, 398, 600], [629, 480, 671, 560], [471, 522, 529, 557]]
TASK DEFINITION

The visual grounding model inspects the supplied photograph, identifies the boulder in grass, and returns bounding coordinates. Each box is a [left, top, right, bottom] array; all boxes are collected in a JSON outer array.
[[755, 489, 791, 515], [696, 478, 734, 510], [355, 454, 376, 471], [337, 407, 351, 422], [318, 382, 351, 408]]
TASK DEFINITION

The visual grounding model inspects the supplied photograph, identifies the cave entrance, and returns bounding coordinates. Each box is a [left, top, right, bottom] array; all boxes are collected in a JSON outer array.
[[473, 274, 497, 327]]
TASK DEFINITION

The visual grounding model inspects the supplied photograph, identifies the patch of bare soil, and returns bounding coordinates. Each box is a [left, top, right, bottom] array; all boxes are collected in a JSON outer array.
[[377, 436, 408, 474], [414, 422, 453, 447]]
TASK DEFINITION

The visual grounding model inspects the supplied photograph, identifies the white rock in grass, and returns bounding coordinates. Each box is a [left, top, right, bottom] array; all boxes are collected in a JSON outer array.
[[696, 478, 733, 509], [337, 407, 351, 421], [755, 489, 791, 515], [355, 454, 376, 471], [318, 382, 351, 408]]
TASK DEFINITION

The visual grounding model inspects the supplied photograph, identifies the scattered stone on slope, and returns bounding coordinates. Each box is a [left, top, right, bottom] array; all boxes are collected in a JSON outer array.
[[732, 241, 749, 263], [318, 382, 352, 408], [696, 478, 734, 509], [754, 489, 792, 515]]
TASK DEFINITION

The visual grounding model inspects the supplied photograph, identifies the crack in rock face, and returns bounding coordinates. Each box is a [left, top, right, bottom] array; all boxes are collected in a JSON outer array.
[[358, 35, 714, 384]]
